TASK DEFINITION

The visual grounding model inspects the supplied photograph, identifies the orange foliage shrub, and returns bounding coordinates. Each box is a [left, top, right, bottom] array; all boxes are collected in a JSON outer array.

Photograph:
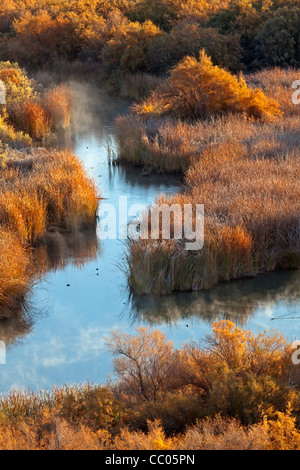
[[134, 51, 281, 120], [9, 100, 51, 139], [0, 187, 46, 242]]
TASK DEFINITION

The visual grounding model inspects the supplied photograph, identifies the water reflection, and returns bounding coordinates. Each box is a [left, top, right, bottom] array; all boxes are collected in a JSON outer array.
[[130, 270, 300, 327], [107, 161, 183, 192], [0, 306, 34, 346], [0, 227, 99, 346], [35, 226, 99, 273]]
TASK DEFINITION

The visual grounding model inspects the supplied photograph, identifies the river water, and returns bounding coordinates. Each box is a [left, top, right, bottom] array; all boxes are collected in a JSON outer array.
[[0, 84, 299, 392]]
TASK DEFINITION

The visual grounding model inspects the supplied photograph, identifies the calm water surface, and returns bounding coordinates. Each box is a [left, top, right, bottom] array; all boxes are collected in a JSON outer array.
[[0, 85, 299, 392]]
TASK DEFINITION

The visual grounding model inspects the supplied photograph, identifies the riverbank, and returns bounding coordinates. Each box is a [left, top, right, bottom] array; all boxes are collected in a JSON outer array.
[[114, 66, 300, 294], [0, 62, 99, 315], [0, 148, 99, 316], [1, 320, 300, 450]]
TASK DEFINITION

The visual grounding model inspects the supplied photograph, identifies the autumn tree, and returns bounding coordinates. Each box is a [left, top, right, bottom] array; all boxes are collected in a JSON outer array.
[[106, 327, 179, 402], [12, 10, 79, 66], [101, 15, 163, 82], [254, 6, 300, 68], [148, 21, 243, 74]]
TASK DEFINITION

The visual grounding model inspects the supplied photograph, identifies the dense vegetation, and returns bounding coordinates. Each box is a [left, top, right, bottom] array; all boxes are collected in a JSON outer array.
[[1, 321, 300, 450], [0, 1, 300, 89], [0, 0, 299, 451]]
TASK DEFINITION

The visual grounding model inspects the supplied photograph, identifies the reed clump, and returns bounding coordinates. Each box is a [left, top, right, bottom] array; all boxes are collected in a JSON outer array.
[[0, 228, 29, 316], [0, 148, 99, 311], [8, 100, 51, 140], [8, 84, 74, 139], [119, 73, 164, 100], [114, 112, 300, 173], [127, 147, 300, 294], [41, 83, 74, 129]]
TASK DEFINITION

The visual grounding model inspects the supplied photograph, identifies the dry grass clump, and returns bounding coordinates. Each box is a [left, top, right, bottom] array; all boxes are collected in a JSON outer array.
[[127, 150, 300, 294], [8, 84, 74, 139], [133, 51, 281, 120], [0, 148, 99, 310], [114, 64, 298, 173], [114, 112, 300, 173], [0, 228, 29, 315], [41, 84, 74, 129], [8, 101, 51, 140], [0, 187, 46, 243]]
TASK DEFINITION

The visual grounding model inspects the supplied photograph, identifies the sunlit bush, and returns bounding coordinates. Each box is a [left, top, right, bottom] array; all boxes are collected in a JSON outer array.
[[0, 61, 35, 105], [101, 16, 163, 85], [8, 100, 51, 139], [148, 22, 243, 74], [134, 51, 281, 120]]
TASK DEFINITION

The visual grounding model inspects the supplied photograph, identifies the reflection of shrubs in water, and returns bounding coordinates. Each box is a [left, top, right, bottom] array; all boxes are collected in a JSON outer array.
[[0, 227, 99, 343], [34, 227, 99, 274], [129, 270, 300, 326], [0, 304, 34, 346]]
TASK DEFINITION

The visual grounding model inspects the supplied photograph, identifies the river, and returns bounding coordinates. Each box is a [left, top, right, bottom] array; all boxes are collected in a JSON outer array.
[[0, 83, 299, 392]]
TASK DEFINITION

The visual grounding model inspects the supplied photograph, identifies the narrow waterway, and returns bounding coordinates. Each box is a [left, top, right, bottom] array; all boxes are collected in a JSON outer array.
[[0, 83, 299, 392]]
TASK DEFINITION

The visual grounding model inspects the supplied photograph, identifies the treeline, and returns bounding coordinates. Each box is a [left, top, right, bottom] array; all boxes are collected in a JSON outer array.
[[0, 0, 299, 85]]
